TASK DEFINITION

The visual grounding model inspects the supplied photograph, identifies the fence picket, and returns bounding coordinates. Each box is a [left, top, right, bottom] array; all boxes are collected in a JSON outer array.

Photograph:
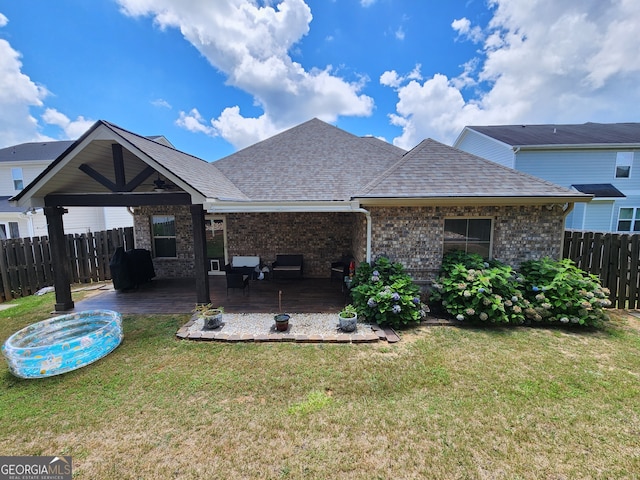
[[41, 236, 53, 285], [629, 235, 640, 310], [0, 227, 132, 303], [563, 230, 640, 309], [591, 233, 604, 276], [22, 238, 38, 295], [0, 242, 11, 302], [617, 235, 630, 309]]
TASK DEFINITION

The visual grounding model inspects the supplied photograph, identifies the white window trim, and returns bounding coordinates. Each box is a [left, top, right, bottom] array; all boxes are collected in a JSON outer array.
[[616, 207, 640, 232], [11, 167, 24, 191], [151, 215, 177, 258], [615, 152, 634, 179]]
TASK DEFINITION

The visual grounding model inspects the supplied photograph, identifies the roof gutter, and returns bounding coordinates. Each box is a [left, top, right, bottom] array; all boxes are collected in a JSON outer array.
[[356, 195, 592, 207], [204, 200, 364, 213], [513, 143, 640, 151]]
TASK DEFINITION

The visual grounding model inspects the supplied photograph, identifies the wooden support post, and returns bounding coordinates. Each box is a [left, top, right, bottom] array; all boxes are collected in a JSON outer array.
[[191, 204, 210, 305], [45, 206, 74, 311]]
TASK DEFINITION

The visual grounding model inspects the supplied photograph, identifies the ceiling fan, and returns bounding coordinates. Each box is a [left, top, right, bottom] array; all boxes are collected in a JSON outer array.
[[152, 173, 177, 192]]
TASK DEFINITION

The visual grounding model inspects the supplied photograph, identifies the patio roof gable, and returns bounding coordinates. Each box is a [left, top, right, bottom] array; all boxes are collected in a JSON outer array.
[[11, 120, 248, 208]]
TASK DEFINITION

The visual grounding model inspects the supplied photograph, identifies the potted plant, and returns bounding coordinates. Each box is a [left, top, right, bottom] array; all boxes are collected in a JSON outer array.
[[338, 304, 358, 332], [193, 304, 224, 330]]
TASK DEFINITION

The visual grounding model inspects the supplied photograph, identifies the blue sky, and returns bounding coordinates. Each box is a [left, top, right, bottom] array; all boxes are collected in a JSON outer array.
[[1, 0, 639, 161]]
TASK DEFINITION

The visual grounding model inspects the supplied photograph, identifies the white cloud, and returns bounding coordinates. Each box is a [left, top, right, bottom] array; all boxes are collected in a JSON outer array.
[[0, 20, 50, 147], [385, 0, 640, 149], [451, 17, 483, 43], [41, 108, 95, 139], [176, 108, 216, 136], [0, 14, 92, 146], [117, 0, 374, 149], [151, 98, 172, 109], [395, 26, 405, 41], [380, 65, 422, 89], [360, 0, 376, 6]]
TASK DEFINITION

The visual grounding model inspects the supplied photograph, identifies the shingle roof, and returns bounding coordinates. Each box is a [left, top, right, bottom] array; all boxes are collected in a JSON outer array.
[[213, 118, 406, 201], [357, 138, 584, 199], [572, 184, 626, 198], [101, 121, 248, 201], [467, 122, 640, 147], [0, 141, 74, 163]]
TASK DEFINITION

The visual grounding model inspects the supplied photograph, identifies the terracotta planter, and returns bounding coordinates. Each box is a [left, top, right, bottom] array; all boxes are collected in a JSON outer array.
[[274, 314, 290, 332]]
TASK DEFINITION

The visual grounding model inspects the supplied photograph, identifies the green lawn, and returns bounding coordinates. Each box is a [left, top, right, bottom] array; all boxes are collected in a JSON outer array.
[[1, 292, 639, 479]]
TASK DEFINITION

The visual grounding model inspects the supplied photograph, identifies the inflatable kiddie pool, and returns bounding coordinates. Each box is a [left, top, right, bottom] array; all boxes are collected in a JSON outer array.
[[2, 310, 123, 379]]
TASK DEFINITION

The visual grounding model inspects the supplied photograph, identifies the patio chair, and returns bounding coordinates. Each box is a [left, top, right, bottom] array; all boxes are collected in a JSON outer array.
[[226, 272, 250, 297], [330, 255, 353, 284]]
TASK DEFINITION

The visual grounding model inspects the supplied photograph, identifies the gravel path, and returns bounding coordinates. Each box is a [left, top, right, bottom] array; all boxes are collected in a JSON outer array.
[[186, 312, 373, 336]]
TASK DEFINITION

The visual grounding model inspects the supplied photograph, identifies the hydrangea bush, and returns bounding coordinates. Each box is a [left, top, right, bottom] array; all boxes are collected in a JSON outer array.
[[350, 256, 427, 329], [430, 260, 529, 324], [519, 257, 611, 327], [430, 252, 611, 327]]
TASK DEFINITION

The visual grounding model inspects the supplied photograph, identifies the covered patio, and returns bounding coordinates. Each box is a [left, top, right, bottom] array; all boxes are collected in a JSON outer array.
[[73, 276, 349, 315], [71, 276, 396, 343]]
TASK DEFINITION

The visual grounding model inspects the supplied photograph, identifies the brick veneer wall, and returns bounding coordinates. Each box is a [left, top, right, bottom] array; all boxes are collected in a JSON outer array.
[[367, 204, 566, 283], [351, 213, 368, 265], [132, 204, 565, 282], [133, 205, 195, 278], [226, 212, 356, 278]]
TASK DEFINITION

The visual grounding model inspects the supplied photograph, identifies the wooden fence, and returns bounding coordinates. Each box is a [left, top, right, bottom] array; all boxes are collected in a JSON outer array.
[[0, 227, 134, 303], [563, 230, 640, 309]]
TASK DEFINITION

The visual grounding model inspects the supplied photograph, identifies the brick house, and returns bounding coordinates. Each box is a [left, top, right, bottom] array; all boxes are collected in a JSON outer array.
[[11, 118, 590, 311]]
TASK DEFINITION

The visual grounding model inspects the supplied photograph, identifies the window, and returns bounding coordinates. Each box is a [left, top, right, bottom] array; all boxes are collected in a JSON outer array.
[[9, 222, 19, 239], [615, 152, 633, 178], [12, 168, 24, 191], [152, 215, 176, 257], [0, 223, 18, 239], [617, 207, 640, 232], [443, 218, 493, 258]]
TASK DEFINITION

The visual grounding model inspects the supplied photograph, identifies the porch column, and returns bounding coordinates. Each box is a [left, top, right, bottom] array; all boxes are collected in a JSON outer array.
[[44, 206, 74, 311], [191, 204, 211, 305]]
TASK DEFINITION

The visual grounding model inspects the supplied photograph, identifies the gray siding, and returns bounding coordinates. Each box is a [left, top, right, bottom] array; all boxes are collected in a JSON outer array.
[[566, 203, 585, 230], [583, 201, 614, 231], [515, 148, 640, 232], [455, 130, 515, 168], [514, 149, 640, 191]]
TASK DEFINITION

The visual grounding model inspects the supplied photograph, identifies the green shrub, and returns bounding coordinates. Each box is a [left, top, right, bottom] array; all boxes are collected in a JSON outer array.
[[431, 252, 611, 328], [430, 260, 529, 324], [519, 257, 611, 327], [440, 250, 486, 274], [350, 257, 427, 329]]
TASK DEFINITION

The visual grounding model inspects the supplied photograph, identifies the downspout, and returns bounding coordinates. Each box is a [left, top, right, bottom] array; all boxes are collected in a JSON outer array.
[[352, 207, 372, 263], [26, 209, 35, 238]]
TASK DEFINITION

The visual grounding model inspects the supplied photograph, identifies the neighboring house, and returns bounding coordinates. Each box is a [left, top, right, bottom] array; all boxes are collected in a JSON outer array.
[[453, 122, 640, 232], [0, 138, 173, 238], [11, 118, 589, 311]]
